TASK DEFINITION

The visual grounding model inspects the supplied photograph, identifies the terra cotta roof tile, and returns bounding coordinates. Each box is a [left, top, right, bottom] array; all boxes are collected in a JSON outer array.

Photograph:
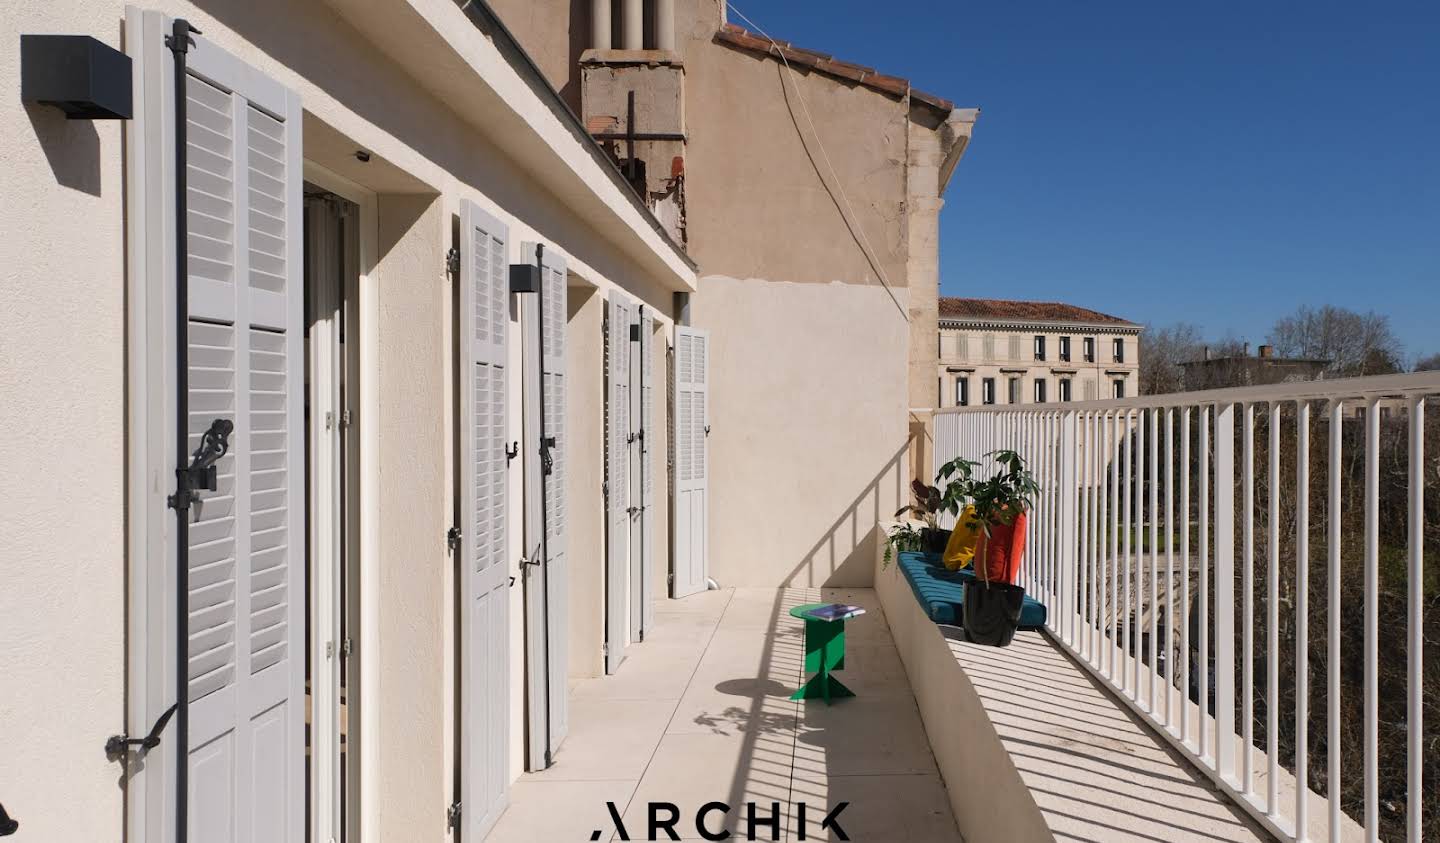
[[715, 22, 954, 116], [939, 297, 1140, 327]]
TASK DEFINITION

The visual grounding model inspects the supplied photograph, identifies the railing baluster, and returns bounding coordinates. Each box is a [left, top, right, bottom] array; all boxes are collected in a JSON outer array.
[[1091, 411, 1101, 663], [1123, 410, 1133, 697], [1296, 399, 1311, 841], [1328, 400, 1343, 843], [1200, 404, 1211, 759], [1165, 407, 1176, 730], [1136, 409, 1147, 701], [1081, 412, 1093, 660], [1215, 402, 1235, 780], [1101, 411, 1110, 672], [1407, 397, 1424, 843], [1150, 407, 1160, 714], [1242, 401, 1255, 795], [1268, 401, 1281, 817], [1364, 398, 1379, 843], [1181, 406, 1192, 747]]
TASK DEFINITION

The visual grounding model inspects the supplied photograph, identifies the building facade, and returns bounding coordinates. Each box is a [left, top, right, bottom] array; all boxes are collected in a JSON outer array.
[[937, 298, 1143, 408], [0, 1, 974, 841], [491, 0, 977, 587]]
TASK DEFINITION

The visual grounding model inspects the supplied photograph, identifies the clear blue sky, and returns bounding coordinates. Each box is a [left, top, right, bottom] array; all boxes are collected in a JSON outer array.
[[729, 1, 1440, 361]]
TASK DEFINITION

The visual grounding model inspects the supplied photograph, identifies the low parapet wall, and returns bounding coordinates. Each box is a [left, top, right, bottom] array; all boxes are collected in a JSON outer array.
[[875, 539, 1275, 843], [875, 548, 1053, 842]]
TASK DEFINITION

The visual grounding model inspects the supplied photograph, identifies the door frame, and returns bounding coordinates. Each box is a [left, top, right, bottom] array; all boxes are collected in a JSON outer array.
[[300, 162, 371, 841], [302, 161, 375, 843]]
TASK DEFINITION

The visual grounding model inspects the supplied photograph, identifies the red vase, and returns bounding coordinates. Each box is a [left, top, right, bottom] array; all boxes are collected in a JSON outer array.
[[976, 511, 1027, 585]]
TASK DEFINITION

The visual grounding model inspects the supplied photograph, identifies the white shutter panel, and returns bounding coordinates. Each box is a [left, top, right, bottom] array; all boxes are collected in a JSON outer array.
[[604, 292, 631, 674], [541, 251, 569, 748], [522, 244, 568, 770], [137, 16, 307, 841], [459, 199, 510, 839], [627, 308, 644, 643], [638, 309, 655, 638], [671, 327, 709, 598]]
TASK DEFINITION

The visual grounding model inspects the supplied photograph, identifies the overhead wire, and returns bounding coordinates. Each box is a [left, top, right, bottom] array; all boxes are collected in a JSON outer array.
[[726, 2, 911, 322]]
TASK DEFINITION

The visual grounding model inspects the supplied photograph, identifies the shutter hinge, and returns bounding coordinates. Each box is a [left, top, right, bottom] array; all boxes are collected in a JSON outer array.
[[447, 526, 462, 554], [325, 411, 335, 431], [602, 481, 609, 499], [325, 641, 335, 659], [447, 800, 462, 831], [342, 638, 354, 658], [340, 409, 353, 429], [445, 247, 460, 277]]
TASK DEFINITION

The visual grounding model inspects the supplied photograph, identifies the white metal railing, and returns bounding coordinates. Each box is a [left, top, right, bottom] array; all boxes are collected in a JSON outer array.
[[933, 371, 1438, 843]]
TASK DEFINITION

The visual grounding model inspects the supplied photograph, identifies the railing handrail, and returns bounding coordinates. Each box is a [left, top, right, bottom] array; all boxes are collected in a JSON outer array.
[[935, 369, 1440, 415]]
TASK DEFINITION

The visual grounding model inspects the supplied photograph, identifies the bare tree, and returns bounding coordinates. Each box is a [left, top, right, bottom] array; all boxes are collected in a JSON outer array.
[[1268, 305, 1404, 376], [1140, 322, 1204, 395], [1415, 352, 1440, 372]]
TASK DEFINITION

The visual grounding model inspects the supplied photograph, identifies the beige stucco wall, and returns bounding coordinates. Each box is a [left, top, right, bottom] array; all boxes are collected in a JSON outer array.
[[693, 278, 909, 587], [370, 193, 451, 838], [566, 282, 608, 678], [2, 0, 690, 839], [0, 3, 127, 841]]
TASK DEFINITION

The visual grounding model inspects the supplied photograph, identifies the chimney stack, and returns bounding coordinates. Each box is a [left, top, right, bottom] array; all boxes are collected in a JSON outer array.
[[1243, 342, 1251, 357], [1203, 345, 1211, 361], [1259, 344, 1274, 359]]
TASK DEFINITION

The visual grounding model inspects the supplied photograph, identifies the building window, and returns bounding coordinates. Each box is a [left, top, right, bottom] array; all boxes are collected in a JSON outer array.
[[982, 334, 996, 361], [1113, 337, 1125, 363], [1034, 378, 1047, 403], [1084, 337, 1095, 363], [1059, 379, 1072, 402], [1008, 376, 1021, 404], [982, 378, 996, 405], [1113, 379, 1126, 399], [1059, 336, 1071, 362], [957, 377, 970, 407], [1034, 335, 1047, 361]]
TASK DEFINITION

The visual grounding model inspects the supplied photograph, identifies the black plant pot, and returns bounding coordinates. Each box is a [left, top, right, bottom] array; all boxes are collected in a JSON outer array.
[[921, 527, 951, 554]]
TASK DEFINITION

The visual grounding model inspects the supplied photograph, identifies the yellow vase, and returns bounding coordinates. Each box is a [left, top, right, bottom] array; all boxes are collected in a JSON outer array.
[[942, 505, 981, 571]]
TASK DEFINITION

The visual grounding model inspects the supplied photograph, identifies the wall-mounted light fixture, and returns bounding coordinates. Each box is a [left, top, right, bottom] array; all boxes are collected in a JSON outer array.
[[509, 263, 540, 295], [21, 35, 132, 120]]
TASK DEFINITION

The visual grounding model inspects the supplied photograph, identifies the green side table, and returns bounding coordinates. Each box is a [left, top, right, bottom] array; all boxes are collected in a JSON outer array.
[[789, 603, 864, 704]]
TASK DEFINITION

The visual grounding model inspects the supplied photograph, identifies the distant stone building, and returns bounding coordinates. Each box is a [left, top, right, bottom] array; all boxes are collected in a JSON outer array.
[[1180, 344, 1329, 391], [937, 298, 1143, 407]]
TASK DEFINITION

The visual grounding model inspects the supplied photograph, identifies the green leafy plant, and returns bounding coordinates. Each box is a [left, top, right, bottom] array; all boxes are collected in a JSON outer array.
[[961, 449, 1040, 536], [883, 458, 981, 567], [880, 521, 926, 567]]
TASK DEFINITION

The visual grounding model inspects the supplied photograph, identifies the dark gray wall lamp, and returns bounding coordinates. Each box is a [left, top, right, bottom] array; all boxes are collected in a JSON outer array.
[[21, 34, 133, 120], [509, 264, 540, 295]]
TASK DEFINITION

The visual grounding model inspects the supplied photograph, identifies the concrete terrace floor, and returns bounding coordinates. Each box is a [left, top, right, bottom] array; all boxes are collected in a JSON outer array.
[[490, 587, 960, 842]]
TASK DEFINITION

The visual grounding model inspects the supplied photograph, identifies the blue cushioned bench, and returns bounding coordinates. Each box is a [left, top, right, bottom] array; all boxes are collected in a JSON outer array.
[[895, 551, 1047, 630]]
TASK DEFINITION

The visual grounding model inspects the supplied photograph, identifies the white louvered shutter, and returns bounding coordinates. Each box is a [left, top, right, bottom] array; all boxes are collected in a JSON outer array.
[[627, 308, 643, 643], [671, 327, 710, 598], [638, 308, 655, 638], [459, 199, 510, 839], [541, 251, 569, 748], [522, 244, 569, 771], [604, 292, 631, 674], [143, 17, 306, 842]]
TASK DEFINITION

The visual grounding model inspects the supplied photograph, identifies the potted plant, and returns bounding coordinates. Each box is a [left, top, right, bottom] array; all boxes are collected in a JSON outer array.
[[880, 519, 927, 568], [961, 449, 1040, 585], [893, 457, 978, 554]]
